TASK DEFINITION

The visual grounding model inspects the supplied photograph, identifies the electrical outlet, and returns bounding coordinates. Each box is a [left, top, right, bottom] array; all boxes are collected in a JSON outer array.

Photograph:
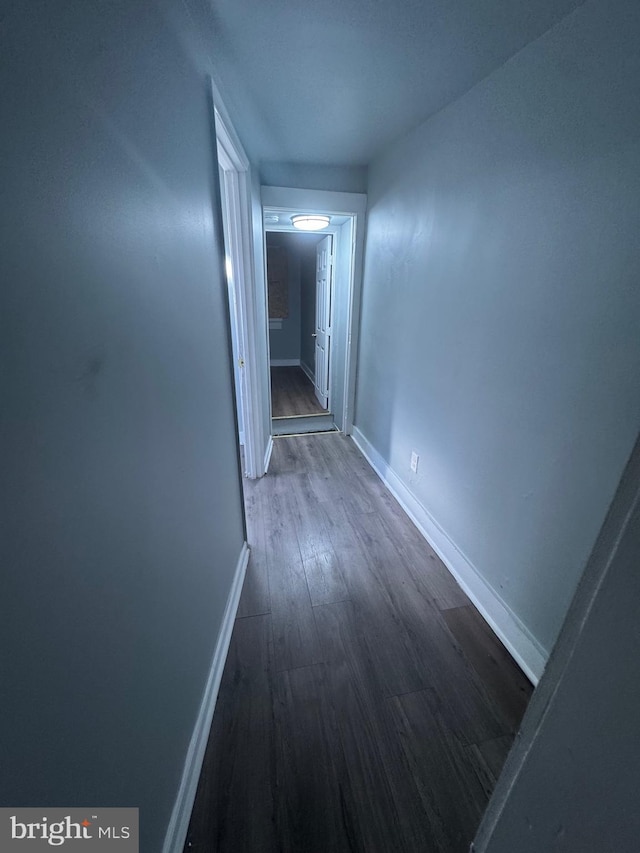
[[410, 451, 419, 473]]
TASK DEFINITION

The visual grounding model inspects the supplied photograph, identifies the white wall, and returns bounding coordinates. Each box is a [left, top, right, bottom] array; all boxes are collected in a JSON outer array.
[[356, 0, 640, 660], [250, 170, 273, 456], [476, 434, 640, 852], [0, 3, 246, 849]]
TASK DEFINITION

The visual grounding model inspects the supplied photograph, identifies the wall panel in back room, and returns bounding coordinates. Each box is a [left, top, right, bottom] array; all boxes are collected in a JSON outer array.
[[268, 235, 301, 362], [355, 0, 640, 660]]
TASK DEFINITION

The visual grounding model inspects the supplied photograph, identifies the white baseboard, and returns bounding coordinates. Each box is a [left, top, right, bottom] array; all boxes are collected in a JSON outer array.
[[300, 361, 315, 384], [351, 428, 547, 685], [162, 542, 250, 853], [270, 358, 301, 367], [263, 436, 274, 474]]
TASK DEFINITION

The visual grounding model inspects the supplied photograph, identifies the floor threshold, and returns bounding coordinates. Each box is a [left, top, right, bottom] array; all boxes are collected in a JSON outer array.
[[271, 413, 336, 435]]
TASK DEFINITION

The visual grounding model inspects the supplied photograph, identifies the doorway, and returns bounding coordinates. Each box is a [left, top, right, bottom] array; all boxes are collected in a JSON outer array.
[[265, 228, 335, 435], [216, 177, 366, 477], [262, 195, 365, 440]]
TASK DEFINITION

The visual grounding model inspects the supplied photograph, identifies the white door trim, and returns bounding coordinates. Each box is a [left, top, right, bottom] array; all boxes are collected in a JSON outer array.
[[261, 187, 367, 434], [215, 100, 266, 477]]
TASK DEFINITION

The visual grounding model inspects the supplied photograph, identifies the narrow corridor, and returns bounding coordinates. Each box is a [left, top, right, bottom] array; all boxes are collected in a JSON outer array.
[[186, 434, 532, 852]]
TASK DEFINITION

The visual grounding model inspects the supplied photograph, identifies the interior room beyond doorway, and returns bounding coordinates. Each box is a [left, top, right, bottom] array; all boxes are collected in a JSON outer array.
[[271, 366, 325, 417], [266, 229, 333, 430]]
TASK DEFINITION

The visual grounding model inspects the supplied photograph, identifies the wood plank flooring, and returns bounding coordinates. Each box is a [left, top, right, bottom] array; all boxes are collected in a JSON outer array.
[[185, 434, 533, 853], [271, 366, 326, 417]]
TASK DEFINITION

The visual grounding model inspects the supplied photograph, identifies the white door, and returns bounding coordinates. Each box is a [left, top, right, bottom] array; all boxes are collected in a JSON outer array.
[[225, 256, 245, 446], [314, 234, 333, 409]]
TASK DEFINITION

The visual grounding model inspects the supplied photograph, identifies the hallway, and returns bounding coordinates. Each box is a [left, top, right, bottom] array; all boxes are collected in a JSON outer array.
[[185, 434, 532, 852]]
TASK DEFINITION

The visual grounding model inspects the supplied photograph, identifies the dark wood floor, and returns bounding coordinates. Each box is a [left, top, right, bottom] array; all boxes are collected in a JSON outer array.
[[271, 366, 326, 417], [185, 434, 533, 853]]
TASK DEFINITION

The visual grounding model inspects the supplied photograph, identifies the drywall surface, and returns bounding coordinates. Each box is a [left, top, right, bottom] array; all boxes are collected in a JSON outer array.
[[356, 0, 640, 655], [0, 2, 245, 850], [260, 161, 367, 194], [476, 436, 640, 852]]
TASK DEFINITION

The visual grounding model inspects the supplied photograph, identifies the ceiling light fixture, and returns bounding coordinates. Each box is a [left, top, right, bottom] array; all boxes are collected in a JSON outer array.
[[291, 214, 330, 231]]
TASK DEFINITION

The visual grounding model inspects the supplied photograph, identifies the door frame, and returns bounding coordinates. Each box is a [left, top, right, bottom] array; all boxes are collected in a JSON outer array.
[[215, 105, 265, 478], [261, 187, 367, 434]]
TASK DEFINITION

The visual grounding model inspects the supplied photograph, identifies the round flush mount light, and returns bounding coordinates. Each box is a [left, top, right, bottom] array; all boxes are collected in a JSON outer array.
[[291, 214, 331, 231]]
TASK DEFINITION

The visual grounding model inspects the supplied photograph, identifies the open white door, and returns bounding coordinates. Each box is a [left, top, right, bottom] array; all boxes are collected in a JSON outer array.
[[215, 104, 268, 478], [314, 234, 332, 409]]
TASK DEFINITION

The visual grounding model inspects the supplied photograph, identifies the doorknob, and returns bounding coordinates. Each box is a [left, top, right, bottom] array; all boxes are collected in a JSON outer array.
[[311, 333, 317, 337]]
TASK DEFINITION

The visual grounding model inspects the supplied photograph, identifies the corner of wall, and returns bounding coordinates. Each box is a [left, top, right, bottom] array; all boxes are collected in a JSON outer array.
[[162, 542, 250, 853], [351, 427, 547, 684]]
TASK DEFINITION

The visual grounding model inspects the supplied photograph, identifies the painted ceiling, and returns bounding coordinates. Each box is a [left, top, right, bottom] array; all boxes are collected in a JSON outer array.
[[206, 0, 584, 168]]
